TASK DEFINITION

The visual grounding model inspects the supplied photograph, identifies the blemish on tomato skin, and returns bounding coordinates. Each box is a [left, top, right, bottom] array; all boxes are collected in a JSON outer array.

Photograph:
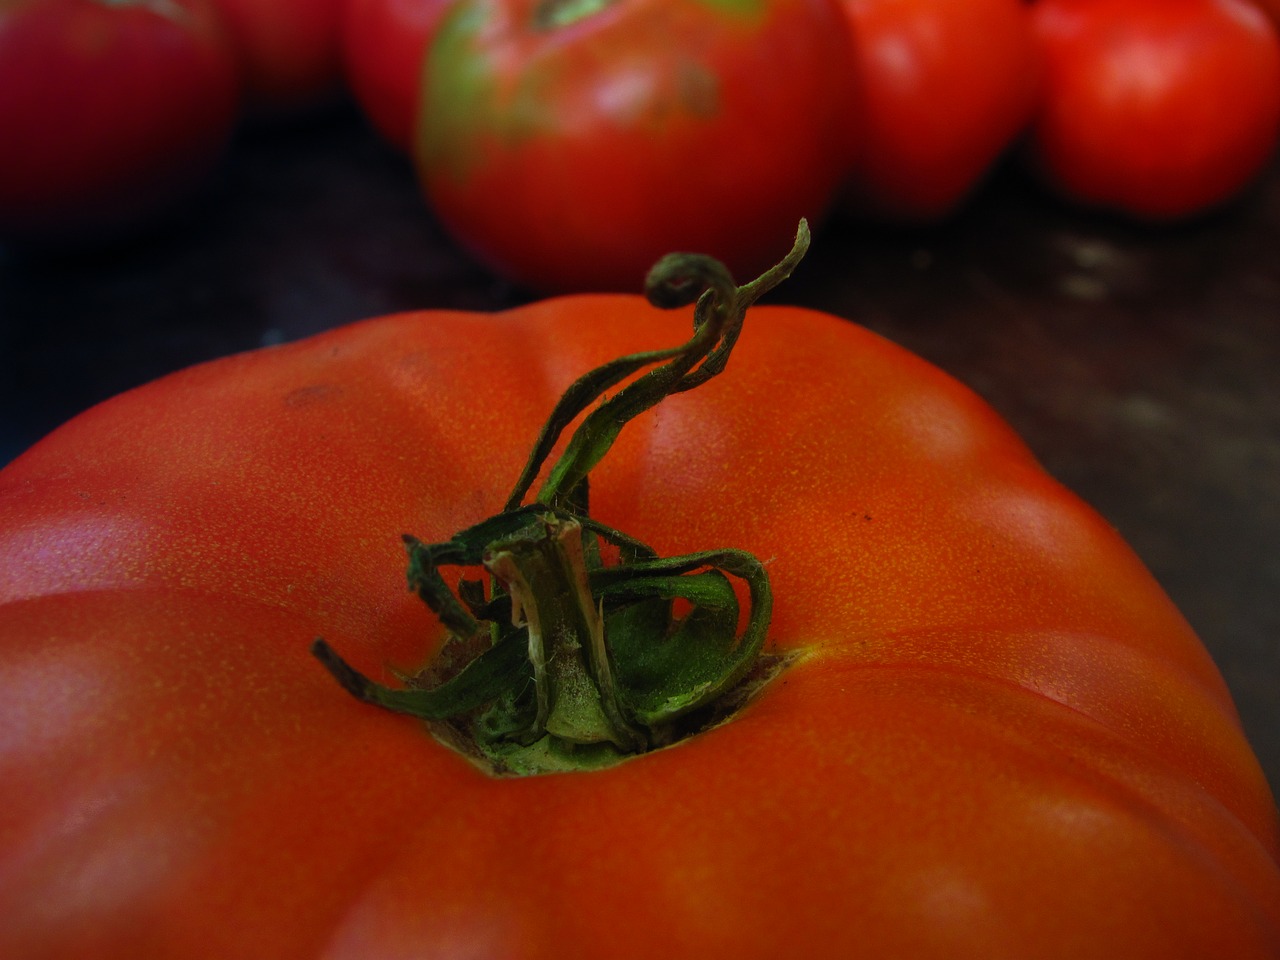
[[284, 384, 343, 408]]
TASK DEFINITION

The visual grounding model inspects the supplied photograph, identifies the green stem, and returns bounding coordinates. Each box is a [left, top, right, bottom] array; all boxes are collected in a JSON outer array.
[[483, 516, 646, 751], [515, 219, 810, 510], [533, 0, 616, 30], [313, 221, 809, 776]]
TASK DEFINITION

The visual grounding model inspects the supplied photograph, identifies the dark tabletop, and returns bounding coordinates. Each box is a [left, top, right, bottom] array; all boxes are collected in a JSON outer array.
[[2, 103, 1277, 794]]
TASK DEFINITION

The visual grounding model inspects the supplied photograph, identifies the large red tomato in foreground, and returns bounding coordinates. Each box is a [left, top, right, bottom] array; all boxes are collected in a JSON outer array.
[[1, 239, 1278, 956], [0, 0, 241, 242], [839, 0, 1041, 220], [415, 0, 857, 292], [1027, 0, 1280, 220]]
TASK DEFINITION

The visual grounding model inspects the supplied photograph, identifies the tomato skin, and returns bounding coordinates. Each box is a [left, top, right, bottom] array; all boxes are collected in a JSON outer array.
[[0, 0, 241, 242], [414, 0, 858, 292], [205, 0, 345, 110], [1027, 0, 1280, 220], [1, 297, 1278, 957], [1255, 0, 1280, 28], [342, 0, 456, 151], [839, 0, 1042, 221]]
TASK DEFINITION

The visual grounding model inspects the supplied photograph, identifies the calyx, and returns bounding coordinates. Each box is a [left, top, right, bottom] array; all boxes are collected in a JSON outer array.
[[313, 221, 810, 776]]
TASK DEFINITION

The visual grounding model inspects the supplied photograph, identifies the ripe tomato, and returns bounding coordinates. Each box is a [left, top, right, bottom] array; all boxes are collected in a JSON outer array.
[[839, 0, 1042, 221], [1026, 0, 1280, 220], [1254, 0, 1280, 28], [415, 0, 858, 292], [1, 237, 1277, 956], [0, 0, 241, 243], [206, 0, 345, 110], [342, 0, 456, 151]]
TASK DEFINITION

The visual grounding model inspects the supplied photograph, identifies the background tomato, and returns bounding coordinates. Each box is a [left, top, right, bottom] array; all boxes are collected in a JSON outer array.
[[839, 0, 1042, 221], [0, 0, 241, 243], [1026, 0, 1280, 220], [206, 0, 345, 110], [342, 0, 456, 151], [1240, 0, 1280, 27], [1, 286, 1278, 955], [415, 0, 858, 292]]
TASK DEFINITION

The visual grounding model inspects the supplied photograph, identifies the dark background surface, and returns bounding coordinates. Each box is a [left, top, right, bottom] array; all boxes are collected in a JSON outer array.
[[2, 103, 1277, 794]]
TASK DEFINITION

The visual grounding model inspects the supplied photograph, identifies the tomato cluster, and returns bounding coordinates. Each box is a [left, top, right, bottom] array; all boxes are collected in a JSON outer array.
[[3, 0, 1279, 276], [339, 0, 1280, 290], [5, 6, 1280, 960]]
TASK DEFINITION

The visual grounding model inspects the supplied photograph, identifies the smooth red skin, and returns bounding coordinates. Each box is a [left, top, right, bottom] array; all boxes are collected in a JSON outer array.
[[1027, 0, 1280, 220], [0, 0, 240, 241], [206, 0, 345, 110], [415, 0, 859, 292], [839, 0, 1042, 221], [1, 299, 1278, 957], [342, 0, 455, 151]]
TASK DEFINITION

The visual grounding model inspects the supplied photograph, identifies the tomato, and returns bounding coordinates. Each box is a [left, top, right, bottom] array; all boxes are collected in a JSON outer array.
[[205, 0, 345, 110], [342, 0, 456, 151], [1254, 0, 1280, 28], [1026, 0, 1280, 220], [1, 230, 1278, 957], [414, 0, 857, 292], [0, 0, 241, 243], [839, 0, 1042, 221]]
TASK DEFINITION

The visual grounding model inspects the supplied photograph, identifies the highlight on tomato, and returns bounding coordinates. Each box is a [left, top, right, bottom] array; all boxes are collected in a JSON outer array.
[[413, 0, 859, 292], [838, 0, 1042, 221], [1025, 0, 1280, 220], [1, 222, 1278, 957], [0, 0, 241, 243]]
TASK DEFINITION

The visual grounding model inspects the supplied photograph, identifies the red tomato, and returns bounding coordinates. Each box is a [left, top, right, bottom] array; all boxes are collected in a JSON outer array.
[[1027, 0, 1280, 220], [414, 0, 858, 292], [839, 0, 1042, 221], [342, 0, 456, 151], [0, 0, 241, 243], [1, 242, 1278, 955], [1255, 0, 1280, 28], [206, 0, 345, 110]]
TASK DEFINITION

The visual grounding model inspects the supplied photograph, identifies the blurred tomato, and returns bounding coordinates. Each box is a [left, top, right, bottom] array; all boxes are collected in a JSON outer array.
[[1027, 0, 1280, 219], [343, 0, 456, 150], [1248, 0, 1280, 28], [840, 0, 1041, 220], [207, 0, 345, 110], [415, 0, 858, 292], [0, 0, 241, 243]]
